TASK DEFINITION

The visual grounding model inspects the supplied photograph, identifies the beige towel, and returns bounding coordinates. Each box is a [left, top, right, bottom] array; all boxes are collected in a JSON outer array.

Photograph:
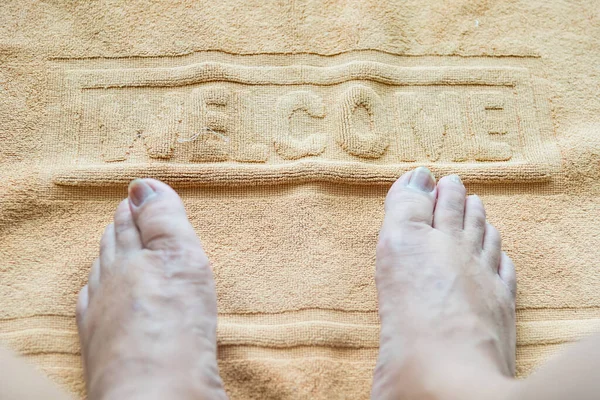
[[1, 1, 600, 398]]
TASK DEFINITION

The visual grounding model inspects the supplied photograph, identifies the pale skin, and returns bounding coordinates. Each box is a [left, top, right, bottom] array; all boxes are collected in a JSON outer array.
[[2, 167, 600, 399]]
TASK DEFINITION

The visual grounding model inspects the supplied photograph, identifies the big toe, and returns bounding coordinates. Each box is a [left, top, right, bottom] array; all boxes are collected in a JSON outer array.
[[383, 167, 437, 227], [127, 179, 203, 252]]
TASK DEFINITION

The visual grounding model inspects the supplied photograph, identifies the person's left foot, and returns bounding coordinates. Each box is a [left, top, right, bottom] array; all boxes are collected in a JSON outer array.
[[76, 179, 228, 400]]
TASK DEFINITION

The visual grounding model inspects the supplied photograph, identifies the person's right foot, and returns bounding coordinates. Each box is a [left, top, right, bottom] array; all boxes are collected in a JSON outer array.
[[372, 167, 517, 400]]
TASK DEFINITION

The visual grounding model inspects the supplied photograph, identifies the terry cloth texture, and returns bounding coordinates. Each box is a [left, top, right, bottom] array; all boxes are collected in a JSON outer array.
[[1, 1, 600, 398]]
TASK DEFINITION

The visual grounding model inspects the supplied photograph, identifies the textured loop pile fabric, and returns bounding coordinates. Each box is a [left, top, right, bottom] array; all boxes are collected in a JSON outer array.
[[0, 1, 599, 398]]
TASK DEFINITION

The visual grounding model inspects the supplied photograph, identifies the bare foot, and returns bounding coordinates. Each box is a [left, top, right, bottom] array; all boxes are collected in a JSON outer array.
[[372, 167, 517, 400], [76, 179, 228, 400]]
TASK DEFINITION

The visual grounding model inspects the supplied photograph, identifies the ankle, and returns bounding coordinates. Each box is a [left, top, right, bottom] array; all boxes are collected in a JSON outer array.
[[94, 378, 227, 400], [87, 359, 226, 400], [374, 342, 515, 400]]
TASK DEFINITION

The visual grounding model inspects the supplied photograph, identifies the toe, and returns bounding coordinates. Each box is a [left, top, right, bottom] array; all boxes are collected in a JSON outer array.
[[127, 179, 202, 251], [482, 222, 502, 273], [433, 175, 466, 234], [88, 258, 101, 297], [383, 167, 437, 227], [499, 252, 517, 298], [463, 195, 486, 249], [113, 199, 142, 253], [99, 223, 116, 268], [76, 285, 89, 326]]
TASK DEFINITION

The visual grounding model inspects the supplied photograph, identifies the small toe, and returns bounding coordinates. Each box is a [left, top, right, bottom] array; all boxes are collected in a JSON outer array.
[[499, 252, 517, 298], [463, 195, 486, 249], [99, 223, 116, 269], [482, 222, 502, 272], [383, 167, 437, 227], [127, 179, 203, 252], [113, 199, 142, 253], [76, 285, 89, 326], [433, 175, 466, 234], [88, 258, 101, 298]]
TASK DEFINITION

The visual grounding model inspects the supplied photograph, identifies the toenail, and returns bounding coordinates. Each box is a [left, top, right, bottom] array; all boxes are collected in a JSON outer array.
[[128, 179, 156, 207], [449, 174, 463, 185], [408, 167, 436, 192]]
